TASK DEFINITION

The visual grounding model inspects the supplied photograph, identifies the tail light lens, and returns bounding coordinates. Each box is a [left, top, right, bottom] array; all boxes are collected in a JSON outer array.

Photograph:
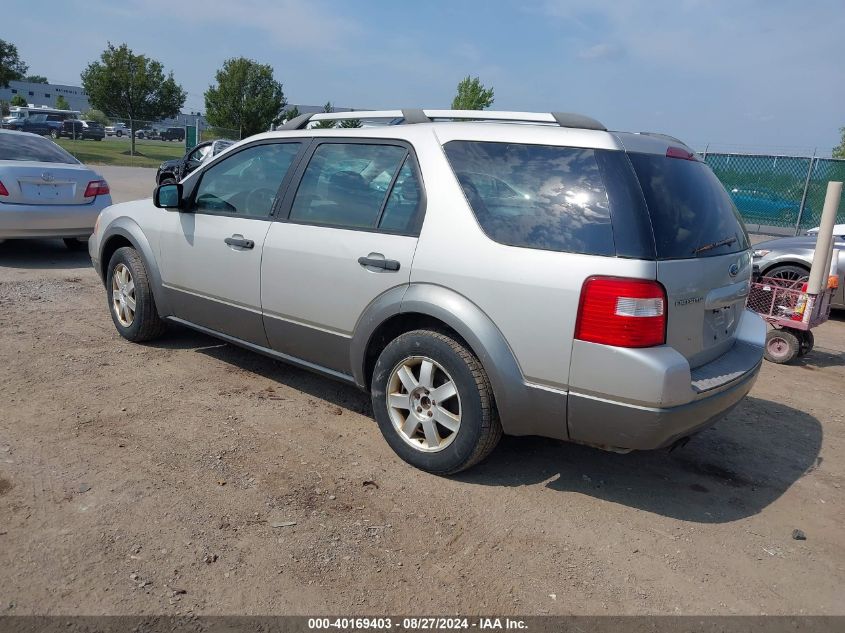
[[84, 180, 110, 197], [0, 180, 8, 196], [575, 276, 667, 348]]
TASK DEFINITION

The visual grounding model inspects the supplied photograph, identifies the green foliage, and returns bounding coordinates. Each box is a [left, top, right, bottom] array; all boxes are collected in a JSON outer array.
[[339, 117, 363, 128], [55, 95, 70, 110], [0, 39, 28, 88], [313, 102, 336, 129], [81, 42, 186, 154], [283, 105, 300, 122], [0, 100, 9, 116], [833, 127, 845, 160], [25, 75, 48, 83], [451, 75, 494, 110], [10, 94, 27, 107], [204, 57, 286, 139], [83, 108, 111, 125]]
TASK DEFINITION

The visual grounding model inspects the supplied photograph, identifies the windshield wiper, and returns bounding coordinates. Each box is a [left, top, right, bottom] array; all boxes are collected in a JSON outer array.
[[692, 235, 737, 255]]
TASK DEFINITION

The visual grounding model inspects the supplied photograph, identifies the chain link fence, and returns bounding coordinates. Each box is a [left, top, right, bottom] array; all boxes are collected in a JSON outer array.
[[700, 151, 845, 235]]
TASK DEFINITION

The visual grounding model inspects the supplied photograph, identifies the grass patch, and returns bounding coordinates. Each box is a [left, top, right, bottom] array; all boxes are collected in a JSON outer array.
[[55, 138, 186, 168]]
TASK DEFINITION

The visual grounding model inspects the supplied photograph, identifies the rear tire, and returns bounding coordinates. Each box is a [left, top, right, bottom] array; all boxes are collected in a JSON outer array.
[[797, 330, 815, 357], [764, 329, 800, 364], [106, 247, 166, 343], [371, 329, 502, 475]]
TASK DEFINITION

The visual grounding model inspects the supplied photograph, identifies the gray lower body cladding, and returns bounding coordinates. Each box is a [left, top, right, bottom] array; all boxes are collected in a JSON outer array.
[[567, 361, 761, 450]]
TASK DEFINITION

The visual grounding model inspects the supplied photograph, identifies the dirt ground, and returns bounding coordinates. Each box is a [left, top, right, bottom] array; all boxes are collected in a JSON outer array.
[[0, 169, 843, 616]]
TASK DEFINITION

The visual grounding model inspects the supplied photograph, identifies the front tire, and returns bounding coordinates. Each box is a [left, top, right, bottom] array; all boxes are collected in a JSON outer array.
[[106, 247, 166, 342], [371, 330, 502, 474]]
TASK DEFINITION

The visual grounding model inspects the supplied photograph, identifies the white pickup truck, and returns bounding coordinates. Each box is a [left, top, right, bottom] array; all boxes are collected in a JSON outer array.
[[104, 123, 129, 137]]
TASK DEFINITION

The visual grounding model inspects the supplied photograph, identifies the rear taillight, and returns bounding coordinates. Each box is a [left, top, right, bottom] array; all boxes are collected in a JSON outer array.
[[575, 276, 667, 348], [666, 146, 698, 161], [84, 180, 110, 197], [0, 180, 8, 196]]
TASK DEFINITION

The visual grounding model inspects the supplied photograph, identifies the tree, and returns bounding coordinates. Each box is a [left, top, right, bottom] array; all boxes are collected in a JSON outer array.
[[313, 102, 336, 129], [282, 105, 300, 122], [25, 75, 48, 84], [0, 101, 9, 116], [55, 95, 70, 110], [81, 43, 186, 155], [0, 39, 28, 88], [451, 75, 494, 110], [204, 57, 286, 139], [834, 127, 845, 160], [10, 94, 27, 107], [83, 108, 111, 125]]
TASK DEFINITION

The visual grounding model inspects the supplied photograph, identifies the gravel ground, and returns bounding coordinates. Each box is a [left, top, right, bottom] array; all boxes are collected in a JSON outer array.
[[0, 169, 843, 615]]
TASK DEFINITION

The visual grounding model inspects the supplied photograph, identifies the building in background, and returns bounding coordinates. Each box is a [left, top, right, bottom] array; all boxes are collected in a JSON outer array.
[[0, 80, 91, 112]]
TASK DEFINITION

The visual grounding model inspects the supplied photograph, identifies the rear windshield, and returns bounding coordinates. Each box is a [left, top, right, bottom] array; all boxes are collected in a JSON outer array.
[[443, 141, 615, 255], [0, 133, 79, 164], [628, 153, 749, 259]]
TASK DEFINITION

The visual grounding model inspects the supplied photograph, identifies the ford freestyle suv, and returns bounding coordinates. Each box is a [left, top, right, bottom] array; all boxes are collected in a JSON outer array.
[[89, 109, 766, 474]]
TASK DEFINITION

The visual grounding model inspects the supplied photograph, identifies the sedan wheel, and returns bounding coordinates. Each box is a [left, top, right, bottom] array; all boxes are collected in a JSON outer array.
[[766, 264, 810, 287]]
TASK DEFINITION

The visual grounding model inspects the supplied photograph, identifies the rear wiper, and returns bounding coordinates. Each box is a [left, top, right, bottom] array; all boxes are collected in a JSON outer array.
[[692, 235, 737, 255]]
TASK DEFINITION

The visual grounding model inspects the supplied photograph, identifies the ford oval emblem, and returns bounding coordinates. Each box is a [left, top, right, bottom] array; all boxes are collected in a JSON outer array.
[[729, 262, 740, 277], [41, 172, 54, 182]]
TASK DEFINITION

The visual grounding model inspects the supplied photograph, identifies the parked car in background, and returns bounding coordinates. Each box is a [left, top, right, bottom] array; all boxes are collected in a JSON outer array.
[[3, 114, 52, 136], [105, 123, 130, 137], [0, 129, 112, 249], [45, 114, 65, 139], [806, 224, 845, 238], [160, 127, 185, 142], [135, 128, 160, 140], [155, 139, 235, 184], [752, 235, 845, 309], [91, 108, 765, 474], [729, 187, 803, 225], [59, 120, 105, 141]]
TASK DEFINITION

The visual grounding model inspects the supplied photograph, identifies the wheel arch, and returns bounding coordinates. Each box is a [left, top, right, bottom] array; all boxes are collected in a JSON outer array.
[[760, 258, 811, 277], [99, 220, 171, 316], [351, 283, 566, 438]]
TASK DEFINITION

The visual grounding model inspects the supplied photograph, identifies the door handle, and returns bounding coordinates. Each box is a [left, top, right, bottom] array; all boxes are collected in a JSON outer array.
[[225, 236, 254, 249], [358, 256, 400, 271]]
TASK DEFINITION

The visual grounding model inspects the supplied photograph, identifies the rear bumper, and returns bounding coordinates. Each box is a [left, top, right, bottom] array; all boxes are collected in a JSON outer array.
[[565, 308, 766, 450], [0, 196, 111, 239], [567, 359, 761, 449]]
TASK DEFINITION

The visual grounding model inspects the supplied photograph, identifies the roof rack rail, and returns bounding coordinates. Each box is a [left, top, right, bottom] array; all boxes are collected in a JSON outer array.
[[280, 109, 606, 131]]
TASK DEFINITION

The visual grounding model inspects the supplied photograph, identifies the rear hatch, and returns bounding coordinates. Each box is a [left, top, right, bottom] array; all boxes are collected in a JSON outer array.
[[627, 149, 752, 369]]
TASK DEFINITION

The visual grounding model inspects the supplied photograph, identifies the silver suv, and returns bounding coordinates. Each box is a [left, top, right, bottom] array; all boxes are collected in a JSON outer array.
[[89, 109, 766, 474]]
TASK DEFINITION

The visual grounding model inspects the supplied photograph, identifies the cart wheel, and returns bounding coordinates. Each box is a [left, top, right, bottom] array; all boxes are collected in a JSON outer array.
[[765, 329, 800, 364], [797, 330, 815, 357]]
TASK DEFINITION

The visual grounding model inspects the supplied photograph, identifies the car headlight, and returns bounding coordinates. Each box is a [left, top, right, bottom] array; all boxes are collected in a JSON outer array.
[[752, 249, 771, 258]]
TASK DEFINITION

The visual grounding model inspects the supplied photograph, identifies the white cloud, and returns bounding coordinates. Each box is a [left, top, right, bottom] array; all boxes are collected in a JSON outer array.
[[577, 43, 622, 61]]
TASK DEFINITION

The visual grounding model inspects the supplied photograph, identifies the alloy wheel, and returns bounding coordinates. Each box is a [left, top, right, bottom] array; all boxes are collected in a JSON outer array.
[[386, 356, 462, 452], [111, 263, 136, 327]]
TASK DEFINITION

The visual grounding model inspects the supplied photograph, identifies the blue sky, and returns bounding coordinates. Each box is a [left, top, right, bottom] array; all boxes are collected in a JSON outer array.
[[7, 0, 844, 155]]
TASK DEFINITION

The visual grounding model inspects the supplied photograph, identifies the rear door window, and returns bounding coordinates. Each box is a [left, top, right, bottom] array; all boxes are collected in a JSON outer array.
[[288, 143, 410, 230], [443, 141, 615, 255], [628, 153, 750, 259]]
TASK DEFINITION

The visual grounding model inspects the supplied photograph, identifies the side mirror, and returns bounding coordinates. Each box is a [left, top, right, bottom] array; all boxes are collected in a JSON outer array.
[[153, 183, 184, 210]]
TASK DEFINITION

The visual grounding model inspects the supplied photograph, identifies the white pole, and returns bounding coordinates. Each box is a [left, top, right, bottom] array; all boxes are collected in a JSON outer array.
[[806, 181, 843, 296]]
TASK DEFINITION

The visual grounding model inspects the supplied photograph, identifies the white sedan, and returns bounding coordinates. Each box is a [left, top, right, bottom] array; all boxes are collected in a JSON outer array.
[[0, 129, 113, 249]]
